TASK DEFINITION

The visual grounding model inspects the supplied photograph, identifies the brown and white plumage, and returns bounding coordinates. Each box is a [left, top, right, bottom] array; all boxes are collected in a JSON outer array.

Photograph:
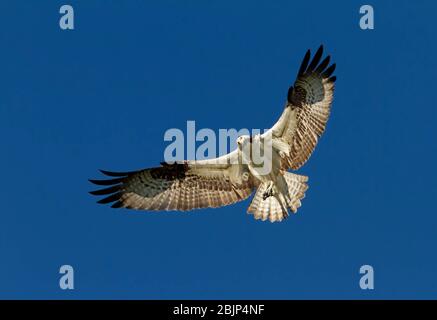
[[90, 45, 336, 222], [247, 172, 308, 222], [90, 152, 254, 211], [266, 45, 336, 170]]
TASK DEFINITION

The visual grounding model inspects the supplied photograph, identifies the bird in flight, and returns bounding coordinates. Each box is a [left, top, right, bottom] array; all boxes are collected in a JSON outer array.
[[89, 45, 336, 222]]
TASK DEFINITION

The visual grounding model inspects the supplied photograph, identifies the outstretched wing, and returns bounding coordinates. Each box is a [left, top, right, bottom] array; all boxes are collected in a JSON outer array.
[[89, 151, 254, 211], [265, 45, 336, 170]]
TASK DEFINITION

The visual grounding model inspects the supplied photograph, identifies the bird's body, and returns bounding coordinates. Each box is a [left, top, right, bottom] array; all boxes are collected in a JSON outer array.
[[90, 45, 336, 222]]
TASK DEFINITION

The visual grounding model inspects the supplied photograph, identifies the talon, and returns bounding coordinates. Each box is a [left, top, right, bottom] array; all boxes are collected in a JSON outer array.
[[262, 182, 275, 200], [262, 187, 274, 200]]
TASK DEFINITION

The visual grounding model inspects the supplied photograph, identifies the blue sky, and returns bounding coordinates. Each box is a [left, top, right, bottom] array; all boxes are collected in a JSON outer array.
[[0, 1, 436, 299]]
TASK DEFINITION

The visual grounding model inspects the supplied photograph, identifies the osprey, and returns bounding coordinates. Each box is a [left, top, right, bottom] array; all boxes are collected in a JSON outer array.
[[90, 45, 336, 222]]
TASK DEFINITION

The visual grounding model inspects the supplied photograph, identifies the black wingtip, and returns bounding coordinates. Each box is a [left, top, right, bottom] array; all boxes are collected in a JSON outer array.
[[89, 169, 133, 208], [315, 55, 330, 73], [298, 49, 311, 76], [100, 169, 139, 177], [99, 169, 124, 177], [323, 63, 336, 78], [89, 177, 125, 186], [307, 45, 324, 72], [89, 185, 121, 196], [111, 201, 124, 209], [97, 193, 123, 204], [89, 179, 105, 185]]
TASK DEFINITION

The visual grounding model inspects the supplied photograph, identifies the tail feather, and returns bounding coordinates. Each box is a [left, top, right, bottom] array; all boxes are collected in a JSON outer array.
[[283, 172, 308, 213], [247, 172, 308, 223], [247, 185, 287, 222]]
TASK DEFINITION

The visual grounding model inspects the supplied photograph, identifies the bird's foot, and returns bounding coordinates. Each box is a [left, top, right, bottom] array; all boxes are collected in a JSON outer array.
[[262, 191, 272, 200]]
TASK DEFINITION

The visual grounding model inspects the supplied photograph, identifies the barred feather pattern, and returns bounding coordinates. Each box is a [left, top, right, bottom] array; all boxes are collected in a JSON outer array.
[[290, 77, 334, 170], [247, 172, 308, 223], [266, 45, 336, 171], [283, 172, 308, 212], [90, 164, 254, 211], [247, 184, 287, 222]]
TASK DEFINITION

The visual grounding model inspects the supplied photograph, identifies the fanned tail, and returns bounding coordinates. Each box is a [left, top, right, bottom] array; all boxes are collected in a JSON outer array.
[[247, 172, 308, 223]]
